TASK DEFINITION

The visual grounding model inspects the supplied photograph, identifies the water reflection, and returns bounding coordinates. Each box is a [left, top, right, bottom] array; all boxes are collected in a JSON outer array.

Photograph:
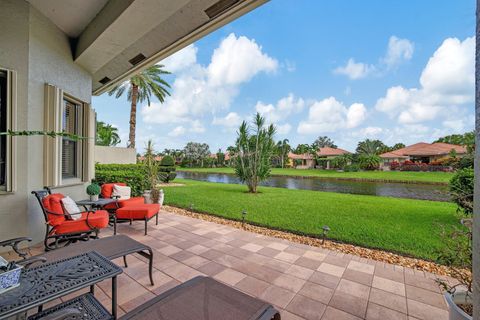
[[176, 171, 449, 202]]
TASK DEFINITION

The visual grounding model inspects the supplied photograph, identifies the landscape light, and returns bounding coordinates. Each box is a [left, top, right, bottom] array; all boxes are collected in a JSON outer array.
[[322, 225, 330, 244]]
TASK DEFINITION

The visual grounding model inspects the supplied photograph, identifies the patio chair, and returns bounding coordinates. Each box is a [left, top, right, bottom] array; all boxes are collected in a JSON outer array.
[[100, 183, 145, 211], [32, 188, 109, 251]]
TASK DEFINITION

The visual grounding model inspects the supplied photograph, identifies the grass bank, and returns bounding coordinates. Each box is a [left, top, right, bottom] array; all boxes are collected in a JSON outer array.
[[164, 179, 458, 261], [177, 167, 453, 184]]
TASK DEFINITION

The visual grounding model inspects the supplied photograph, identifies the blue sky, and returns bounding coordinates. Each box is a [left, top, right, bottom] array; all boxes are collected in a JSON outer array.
[[93, 0, 475, 153]]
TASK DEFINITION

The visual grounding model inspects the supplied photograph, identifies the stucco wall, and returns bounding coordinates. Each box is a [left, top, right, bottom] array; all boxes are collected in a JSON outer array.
[[94, 146, 137, 164], [0, 0, 93, 247]]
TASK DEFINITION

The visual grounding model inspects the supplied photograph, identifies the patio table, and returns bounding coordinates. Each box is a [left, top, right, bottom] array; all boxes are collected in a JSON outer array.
[[0, 251, 122, 320], [76, 198, 119, 234]]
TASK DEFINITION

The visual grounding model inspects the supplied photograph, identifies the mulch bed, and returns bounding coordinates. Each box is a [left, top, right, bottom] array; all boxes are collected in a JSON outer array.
[[163, 205, 470, 281]]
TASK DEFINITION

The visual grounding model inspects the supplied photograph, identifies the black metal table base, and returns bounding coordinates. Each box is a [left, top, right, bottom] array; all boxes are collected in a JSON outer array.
[[28, 293, 113, 320]]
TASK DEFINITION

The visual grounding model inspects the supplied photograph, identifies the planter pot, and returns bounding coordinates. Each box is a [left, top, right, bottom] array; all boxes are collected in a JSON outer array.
[[89, 194, 99, 202], [143, 190, 152, 204], [157, 190, 164, 206], [445, 291, 472, 320], [0, 256, 23, 294]]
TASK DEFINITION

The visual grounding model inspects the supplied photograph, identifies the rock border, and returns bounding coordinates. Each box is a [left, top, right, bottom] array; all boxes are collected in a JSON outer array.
[[163, 205, 469, 281]]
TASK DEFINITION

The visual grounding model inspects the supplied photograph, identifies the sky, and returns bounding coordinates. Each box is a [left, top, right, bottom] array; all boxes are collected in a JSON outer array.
[[93, 0, 476, 154]]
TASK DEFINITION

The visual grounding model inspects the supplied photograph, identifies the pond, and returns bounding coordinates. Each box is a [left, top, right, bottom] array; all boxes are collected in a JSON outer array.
[[176, 171, 450, 202]]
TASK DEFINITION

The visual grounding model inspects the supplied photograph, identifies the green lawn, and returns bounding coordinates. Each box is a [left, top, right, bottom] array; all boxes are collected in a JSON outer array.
[[164, 179, 458, 261], [177, 167, 453, 184]]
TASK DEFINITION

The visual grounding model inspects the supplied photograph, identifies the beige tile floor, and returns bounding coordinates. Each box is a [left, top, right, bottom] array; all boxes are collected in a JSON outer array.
[[8, 211, 451, 320]]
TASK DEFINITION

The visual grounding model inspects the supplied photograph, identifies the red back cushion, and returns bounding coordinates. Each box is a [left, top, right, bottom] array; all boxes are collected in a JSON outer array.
[[101, 183, 126, 198], [42, 193, 66, 226]]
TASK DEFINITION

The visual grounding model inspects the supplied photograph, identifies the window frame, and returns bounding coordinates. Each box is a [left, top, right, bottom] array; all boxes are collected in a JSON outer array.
[[0, 67, 16, 193]]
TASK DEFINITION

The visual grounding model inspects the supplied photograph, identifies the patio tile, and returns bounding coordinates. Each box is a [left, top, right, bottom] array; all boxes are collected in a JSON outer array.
[[329, 292, 368, 319], [258, 247, 282, 258], [374, 265, 404, 282], [309, 271, 341, 289], [186, 244, 209, 255], [285, 265, 315, 280], [241, 243, 264, 252], [372, 276, 405, 296], [162, 263, 204, 282], [298, 282, 334, 304], [285, 246, 307, 256], [407, 299, 449, 320], [214, 268, 247, 286], [169, 250, 195, 262], [281, 310, 307, 320], [342, 268, 373, 286], [323, 255, 350, 267], [365, 302, 407, 320], [347, 260, 375, 275], [265, 259, 292, 273], [368, 288, 407, 314], [275, 251, 301, 263], [197, 261, 226, 276], [260, 285, 296, 308], [273, 274, 307, 293], [156, 244, 182, 256], [235, 276, 270, 297], [321, 306, 362, 320], [336, 279, 370, 300], [404, 274, 441, 293], [295, 257, 323, 270], [286, 295, 327, 320], [317, 263, 345, 277], [182, 255, 210, 269], [303, 250, 327, 262], [268, 242, 289, 251], [405, 285, 447, 309]]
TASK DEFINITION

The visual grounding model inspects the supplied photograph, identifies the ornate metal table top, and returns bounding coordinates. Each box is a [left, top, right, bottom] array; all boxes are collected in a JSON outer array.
[[76, 198, 117, 207], [0, 251, 122, 319]]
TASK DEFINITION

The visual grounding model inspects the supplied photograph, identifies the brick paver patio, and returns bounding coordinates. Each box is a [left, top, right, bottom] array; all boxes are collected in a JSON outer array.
[[20, 211, 450, 319]]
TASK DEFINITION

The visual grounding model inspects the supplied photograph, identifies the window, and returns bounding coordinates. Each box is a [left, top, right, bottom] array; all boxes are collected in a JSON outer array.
[[0, 71, 7, 187], [62, 99, 81, 179]]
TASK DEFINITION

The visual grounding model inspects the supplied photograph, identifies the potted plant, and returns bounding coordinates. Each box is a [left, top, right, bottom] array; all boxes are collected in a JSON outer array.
[[142, 140, 159, 204], [86, 182, 101, 201], [438, 168, 474, 319]]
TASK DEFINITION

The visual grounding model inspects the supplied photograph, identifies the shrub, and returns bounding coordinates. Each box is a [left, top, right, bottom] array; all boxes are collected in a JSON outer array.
[[94, 168, 148, 197], [358, 154, 380, 170], [344, 164, 360, 172], [449, 168, 474, 215], [160, 155, 175, 166], [159, 155, 176, 183], [457, 153, 474, 170], [86, 182, 101, 195]]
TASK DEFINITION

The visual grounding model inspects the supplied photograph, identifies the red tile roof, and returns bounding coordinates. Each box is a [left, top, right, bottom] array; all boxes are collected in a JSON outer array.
[[379, 142, 467, 158], [288, 147, 350, 160]]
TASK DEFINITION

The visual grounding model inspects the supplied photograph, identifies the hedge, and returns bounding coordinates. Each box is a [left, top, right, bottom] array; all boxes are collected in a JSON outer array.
[[95, 164, 148, 196]]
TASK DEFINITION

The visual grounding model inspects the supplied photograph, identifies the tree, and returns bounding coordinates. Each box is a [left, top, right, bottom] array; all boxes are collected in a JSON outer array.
[[356, 139, 387, 155], [216, 149, 225, 167], [391, 143, 405, 151], [276, 139, 291, 168], [435, 131, 475, 152], [108, 64, 171, 149], [234, 113, 276, 193], [96, 121, 121, 146], [183, 142, 210, 167], [294, 144, 311, 154], [312, 136, 337, 149]]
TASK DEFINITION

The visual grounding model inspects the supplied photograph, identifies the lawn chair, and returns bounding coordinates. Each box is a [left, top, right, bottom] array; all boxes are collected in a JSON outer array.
[[100, 183, 145, 211], [32, 188, 109, 251]]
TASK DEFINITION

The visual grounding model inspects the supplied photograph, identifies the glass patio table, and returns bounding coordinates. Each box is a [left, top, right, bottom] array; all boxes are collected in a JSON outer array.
[[0, 251, 122, 320]]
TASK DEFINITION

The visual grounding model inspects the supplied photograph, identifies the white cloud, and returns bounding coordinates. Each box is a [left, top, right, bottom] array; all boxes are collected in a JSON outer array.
[[168, 126, 186, 137], [190, 120, 206, 133], [358, 126, 383, 137], [375, 36, 474, 124], [212, 112, 243, 128], [297, 97, 367, 134], [333, 58, 375, 79], [255, 93, 304, 123], [160, 44, 197, 73], [382, 36, 414, 68], [276, 123, 292, 135], [142, 33, 278, 126]]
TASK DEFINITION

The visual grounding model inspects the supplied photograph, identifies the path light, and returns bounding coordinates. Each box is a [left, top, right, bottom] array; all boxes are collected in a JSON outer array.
[[190, 203, 194, 212], [242, 210, 247, 227], [321, 225, 330, 244]]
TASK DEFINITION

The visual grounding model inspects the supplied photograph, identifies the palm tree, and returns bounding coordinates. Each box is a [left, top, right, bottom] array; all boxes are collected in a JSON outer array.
[[108, 64, 171, 149], [276, 139, 291, 168], [96, 121, 121, 146]]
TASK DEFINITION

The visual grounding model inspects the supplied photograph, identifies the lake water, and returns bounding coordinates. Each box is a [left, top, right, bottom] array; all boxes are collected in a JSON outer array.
[[176, 171, 450, 202]]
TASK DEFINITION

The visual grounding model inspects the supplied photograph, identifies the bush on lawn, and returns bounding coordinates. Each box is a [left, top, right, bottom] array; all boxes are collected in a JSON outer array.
[[159, 155, 176, 183], [449, 168, 474, 215]]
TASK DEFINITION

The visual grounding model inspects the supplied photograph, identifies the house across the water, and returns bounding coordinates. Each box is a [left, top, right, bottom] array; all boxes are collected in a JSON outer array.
[[288, 147, 351, 169], [379, 142, 467, 169]]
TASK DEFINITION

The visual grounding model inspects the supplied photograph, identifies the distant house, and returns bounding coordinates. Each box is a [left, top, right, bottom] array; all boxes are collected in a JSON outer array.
[[288, 147, 351, 169], [379, 142, 467, 168]]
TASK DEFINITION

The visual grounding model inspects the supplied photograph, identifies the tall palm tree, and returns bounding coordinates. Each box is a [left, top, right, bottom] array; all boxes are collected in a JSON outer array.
[[108, 64, 171, 149], [96, 121, 121, 146], [276, 139, 291, 168]]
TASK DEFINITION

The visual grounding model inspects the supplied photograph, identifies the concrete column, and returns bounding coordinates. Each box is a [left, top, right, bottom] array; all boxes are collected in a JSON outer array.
[[473, 1, 480, 318]]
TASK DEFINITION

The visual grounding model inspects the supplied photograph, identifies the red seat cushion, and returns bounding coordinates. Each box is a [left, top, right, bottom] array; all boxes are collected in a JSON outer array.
[[42, 193, 66, 226], [116, 204, 160, 220], [104, 197, 145, 210], [53, 210, 109, 235], [101, 182, 126, 199]]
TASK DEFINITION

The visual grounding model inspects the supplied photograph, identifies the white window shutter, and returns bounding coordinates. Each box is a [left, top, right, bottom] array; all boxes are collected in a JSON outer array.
[[43, 84, 62, 187], [82, 103, 94, 182]]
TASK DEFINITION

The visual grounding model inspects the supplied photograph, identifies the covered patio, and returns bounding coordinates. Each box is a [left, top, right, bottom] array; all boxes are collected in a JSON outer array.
[[13, 210, 449, 320]]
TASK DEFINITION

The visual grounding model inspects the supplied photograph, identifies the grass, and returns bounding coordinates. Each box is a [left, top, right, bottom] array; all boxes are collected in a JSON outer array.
[[164, 179, 458, 261], [177, 167, 453, 184]]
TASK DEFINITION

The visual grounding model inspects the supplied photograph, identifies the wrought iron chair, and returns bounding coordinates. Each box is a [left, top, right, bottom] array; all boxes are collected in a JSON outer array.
[[31, 188, 109, 251]]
